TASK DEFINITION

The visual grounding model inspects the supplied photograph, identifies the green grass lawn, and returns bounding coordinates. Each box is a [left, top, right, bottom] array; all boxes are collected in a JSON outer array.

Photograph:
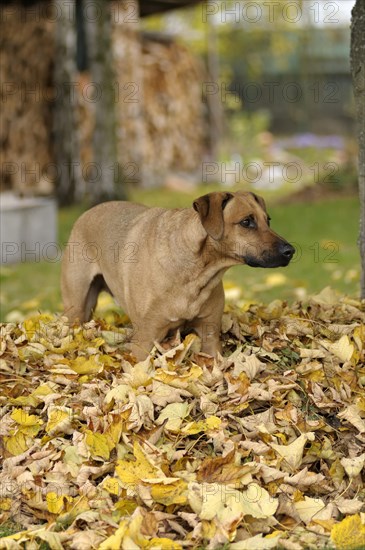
[[0, 189, 360, 322]]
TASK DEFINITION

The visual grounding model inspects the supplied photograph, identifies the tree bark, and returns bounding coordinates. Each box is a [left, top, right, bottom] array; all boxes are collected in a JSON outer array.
[[84, 0, 127, 203], [351, 0, 365, 299], [54, 0, 82, 206]]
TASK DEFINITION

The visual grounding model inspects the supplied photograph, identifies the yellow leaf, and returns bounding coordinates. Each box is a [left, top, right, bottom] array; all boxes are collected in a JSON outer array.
[[154, 365, 202, 388], [5, 431, 29, 455], [0, 498, 12, 510], [331, 514, 365, 550], [120, 512, 145, 548], [201, 519, 216, 539], [31, 383, 55, 398], [150, 479, 188, 505], [104, 417, 123, 447], [129, 360, 153, 388], [70, 356, 102, 375], [46, 491, 73, 514], [85, 430, 112, 460], [60, 495, 90, 522], [181, 416, 221, 435], [206, 416, 222, 429], [18, 342, 47, 360], [265, 274, 288, 287], [146, 538, 183, 550], [0, 529, 32, 543], [46, 407, 73, 436], [23, 313, 53, 340], [102, 477, 120, 496], [353, 326, 364, 352], [11, 395, 39, 407], [116, 441, 162, 487], [313, 518, 335, 531], [114, 499, 138, 516], [11, 409, 43, 427], [90, 337, 105, 348], [98, 521, 128, 550]]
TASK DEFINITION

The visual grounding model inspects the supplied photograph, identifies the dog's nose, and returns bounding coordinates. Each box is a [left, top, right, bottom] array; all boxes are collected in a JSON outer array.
[[279, 242, 295, 260]]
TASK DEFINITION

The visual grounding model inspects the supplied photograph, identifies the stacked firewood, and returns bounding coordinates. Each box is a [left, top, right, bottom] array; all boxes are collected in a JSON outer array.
[[0, 3, 55, 193], [141, 35, 208, 185], [0, 1, 208, 193], [78, 21, 208, 188]]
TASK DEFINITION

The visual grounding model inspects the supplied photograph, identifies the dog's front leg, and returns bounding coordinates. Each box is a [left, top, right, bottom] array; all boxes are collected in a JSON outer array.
[[191, 283, 224, 357], [192, 317, 222, 356], [128, 322, 168, 361]]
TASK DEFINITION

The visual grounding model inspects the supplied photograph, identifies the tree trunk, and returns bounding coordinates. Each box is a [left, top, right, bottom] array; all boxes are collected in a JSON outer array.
[[351, 0, 365, 299], [54, 0, 82, 206], [84, 0, 127, 203]]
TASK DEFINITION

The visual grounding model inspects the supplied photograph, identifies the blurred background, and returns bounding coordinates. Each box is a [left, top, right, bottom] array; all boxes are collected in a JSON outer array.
[[0, 0, 360, 322]]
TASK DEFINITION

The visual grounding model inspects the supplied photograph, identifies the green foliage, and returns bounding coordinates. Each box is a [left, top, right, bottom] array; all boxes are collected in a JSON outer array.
[[142, 0, 311, 82], [224, 109, 271, 159], [228, 109, 270, 133], [0, 521, 23, 538]]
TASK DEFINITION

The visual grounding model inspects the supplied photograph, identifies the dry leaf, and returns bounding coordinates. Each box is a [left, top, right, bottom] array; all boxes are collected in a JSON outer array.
[[0, 293, 363, 548]]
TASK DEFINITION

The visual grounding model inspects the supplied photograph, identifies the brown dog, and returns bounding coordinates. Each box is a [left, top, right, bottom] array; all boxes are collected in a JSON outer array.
[[61, 191, 294, 359]]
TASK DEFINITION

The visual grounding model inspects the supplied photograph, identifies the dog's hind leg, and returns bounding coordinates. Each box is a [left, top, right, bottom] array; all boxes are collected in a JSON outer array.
[[61, 242, 104, 323], [82, 274, 109, 321], [62, 273, 107, 323]]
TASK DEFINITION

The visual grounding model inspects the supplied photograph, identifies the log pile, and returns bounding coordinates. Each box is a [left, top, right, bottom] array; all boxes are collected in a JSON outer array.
[[141, 35, 208, 186], [0, 3, 55, 194], [78, 16, 209, 189], [0, 0, 208, 193], [111, 7, 208, 187]]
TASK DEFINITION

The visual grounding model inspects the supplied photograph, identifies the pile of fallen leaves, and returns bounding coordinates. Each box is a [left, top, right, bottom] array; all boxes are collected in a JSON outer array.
[[0, 287, 364, 550]]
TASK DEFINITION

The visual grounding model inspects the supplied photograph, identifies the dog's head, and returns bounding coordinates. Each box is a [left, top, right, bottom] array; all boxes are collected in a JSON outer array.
[[193, 191, 294, 268]]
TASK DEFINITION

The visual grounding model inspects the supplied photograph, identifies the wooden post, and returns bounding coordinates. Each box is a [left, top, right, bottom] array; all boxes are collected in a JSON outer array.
[[54, 0, 82, 206], [351, 0, 365, 299], [112, 0, 146, 187], [85, 0, 127, 202]]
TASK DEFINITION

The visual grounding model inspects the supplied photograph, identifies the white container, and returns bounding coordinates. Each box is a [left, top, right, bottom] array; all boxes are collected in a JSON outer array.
[[0, 193, 57, 264]]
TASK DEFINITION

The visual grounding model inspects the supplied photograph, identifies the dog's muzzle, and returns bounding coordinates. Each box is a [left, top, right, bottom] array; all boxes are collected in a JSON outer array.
[[244, 241, 295, 268]]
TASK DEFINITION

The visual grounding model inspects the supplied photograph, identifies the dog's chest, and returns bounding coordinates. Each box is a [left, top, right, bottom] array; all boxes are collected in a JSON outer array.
[[166, 278, 220, 324]]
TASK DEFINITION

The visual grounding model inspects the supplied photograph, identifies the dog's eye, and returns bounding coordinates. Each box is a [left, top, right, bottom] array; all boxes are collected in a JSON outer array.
[[267, 216, 271, 227], [240, 217, 255, 228]]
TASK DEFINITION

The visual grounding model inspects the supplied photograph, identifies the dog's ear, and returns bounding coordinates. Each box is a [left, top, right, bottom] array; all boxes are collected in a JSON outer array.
[[193, 192, 233, 240], [251, 192, 267, 212]]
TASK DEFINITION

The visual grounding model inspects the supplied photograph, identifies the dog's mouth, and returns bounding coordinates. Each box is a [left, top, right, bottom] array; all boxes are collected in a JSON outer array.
[[242, 243, 295, 268], [244, 255, 291, 268]]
